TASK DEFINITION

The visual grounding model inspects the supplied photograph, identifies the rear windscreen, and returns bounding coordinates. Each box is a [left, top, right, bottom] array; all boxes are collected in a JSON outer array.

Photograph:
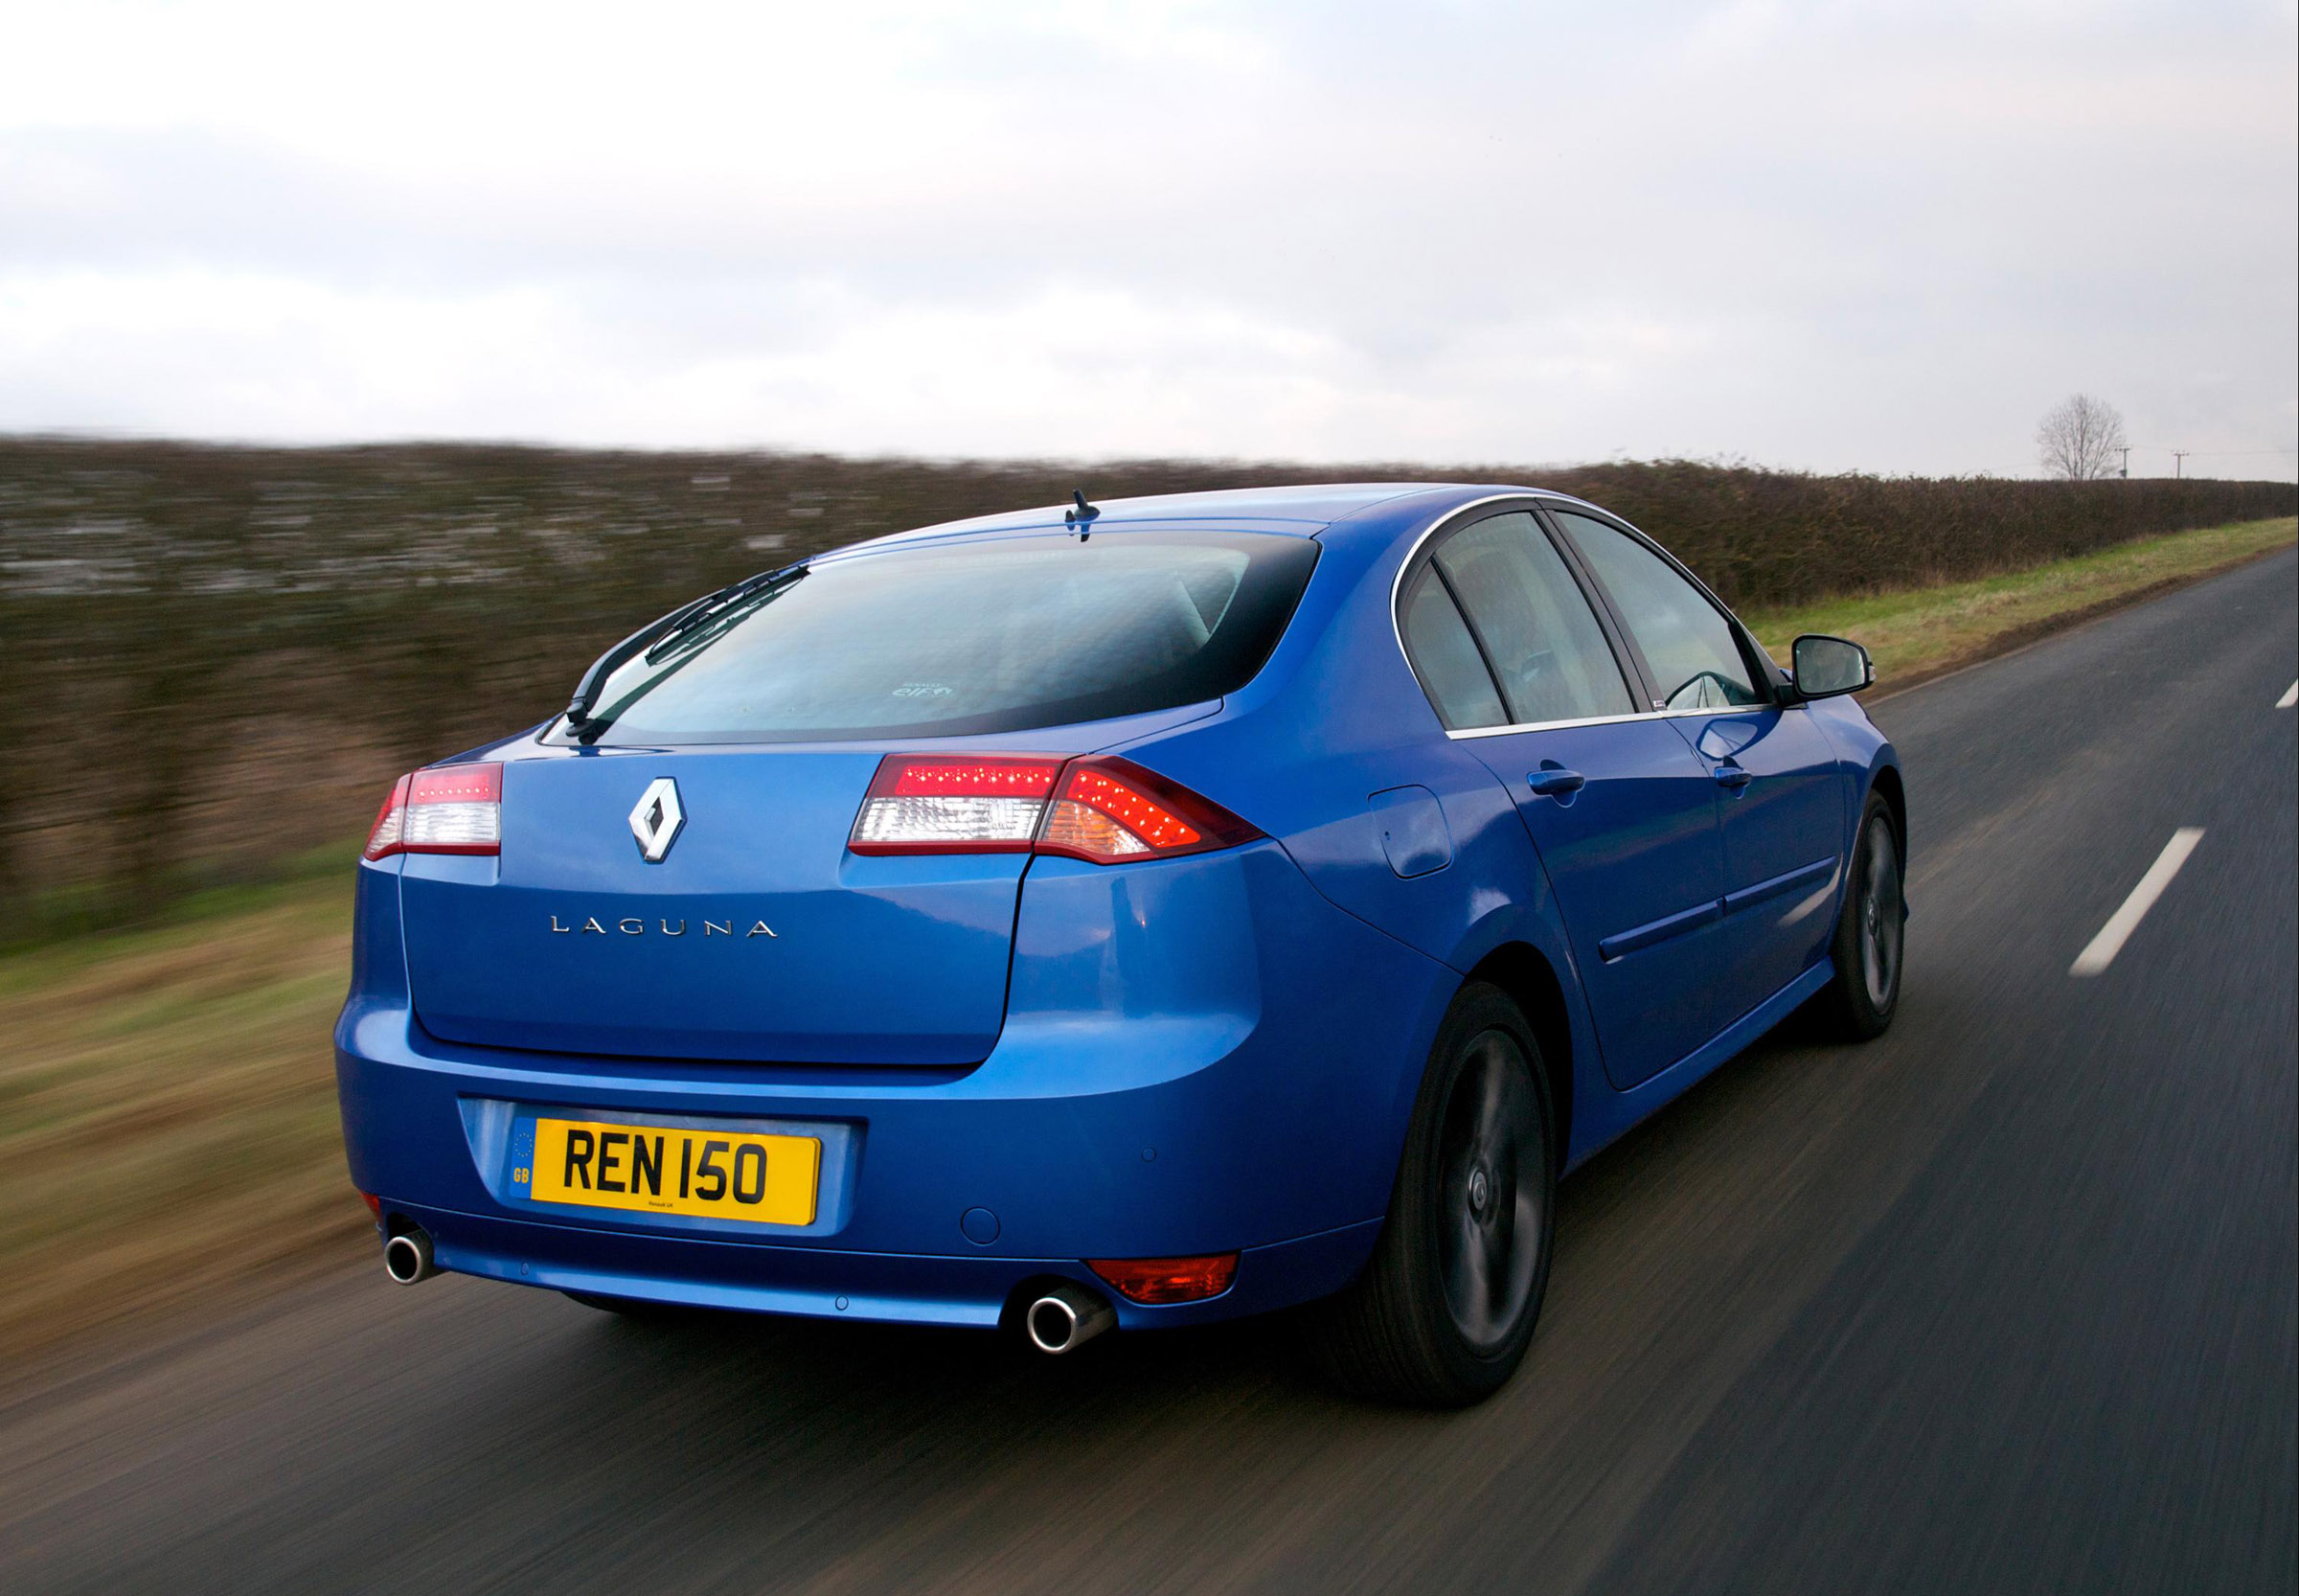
[[556, 531, 1320, 745]]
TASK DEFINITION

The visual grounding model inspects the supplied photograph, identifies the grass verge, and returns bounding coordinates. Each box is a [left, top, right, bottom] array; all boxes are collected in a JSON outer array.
[[1744, 515, 2296, 692], [0, 864, 370, 1367], [3, 513, 2290, 1368]]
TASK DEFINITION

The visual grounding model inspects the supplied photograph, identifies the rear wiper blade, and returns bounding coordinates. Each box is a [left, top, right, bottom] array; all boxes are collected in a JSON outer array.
[[561, 562, 807, 736], [638, 565, 803, 668]]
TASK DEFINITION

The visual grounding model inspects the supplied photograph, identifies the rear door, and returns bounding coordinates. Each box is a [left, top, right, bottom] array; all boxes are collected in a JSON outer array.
[[1548, 509, 1851, 1022], [1399, 509, 1729, 1088]]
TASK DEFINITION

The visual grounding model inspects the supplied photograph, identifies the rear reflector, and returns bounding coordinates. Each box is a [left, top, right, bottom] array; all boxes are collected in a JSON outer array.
[[1086, 1252, 1240, 1304], [848, 754, 1260, 864], [364, 764, 502, 859]]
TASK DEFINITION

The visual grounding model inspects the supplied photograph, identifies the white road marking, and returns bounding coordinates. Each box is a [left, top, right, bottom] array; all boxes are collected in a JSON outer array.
[[2070, 829, 2205, 977], [2278, 680, 2297, 710]]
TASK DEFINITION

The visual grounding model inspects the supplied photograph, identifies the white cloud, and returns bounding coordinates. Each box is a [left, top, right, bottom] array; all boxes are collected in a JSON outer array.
[[0, 0, 2290, 477]]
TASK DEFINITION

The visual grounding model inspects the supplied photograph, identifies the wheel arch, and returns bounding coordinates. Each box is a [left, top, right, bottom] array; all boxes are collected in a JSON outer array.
[[1460, 942, 1574, 1174], [1869, 760, 1907, 864]]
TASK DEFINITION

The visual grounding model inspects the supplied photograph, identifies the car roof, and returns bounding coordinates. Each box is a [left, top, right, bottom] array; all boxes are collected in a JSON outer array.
[[827, 482, 1590, 561]]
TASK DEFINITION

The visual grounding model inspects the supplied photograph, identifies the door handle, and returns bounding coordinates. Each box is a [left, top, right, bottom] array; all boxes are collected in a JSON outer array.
[[1527, 768, 1586, 799], [1712, 764, 1754, 789]]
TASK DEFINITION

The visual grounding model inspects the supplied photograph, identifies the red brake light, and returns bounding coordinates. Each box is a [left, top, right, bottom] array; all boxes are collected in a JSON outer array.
[[1036, 758, 1262, 864], [885, 759, 1062, 799], [1086, 1252, 1240, 1304], [847, 754, 1262, 864], [363, 764, 501, 860]]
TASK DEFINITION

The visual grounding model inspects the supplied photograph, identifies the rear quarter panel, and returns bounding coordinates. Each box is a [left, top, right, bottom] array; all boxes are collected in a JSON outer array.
[[1110, 502, 1615, 1171]]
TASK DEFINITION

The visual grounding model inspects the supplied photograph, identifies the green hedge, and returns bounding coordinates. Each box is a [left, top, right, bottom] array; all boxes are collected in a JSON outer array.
[[4, 437, 2290, 927]]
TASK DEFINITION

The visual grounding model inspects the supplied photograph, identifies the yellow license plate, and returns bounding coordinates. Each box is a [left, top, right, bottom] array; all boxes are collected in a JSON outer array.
[[526, 1118, 820, 1226]]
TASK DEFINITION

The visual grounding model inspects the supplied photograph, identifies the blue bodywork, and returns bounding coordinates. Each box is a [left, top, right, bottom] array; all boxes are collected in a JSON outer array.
[[336, 484, 1902, 1332]]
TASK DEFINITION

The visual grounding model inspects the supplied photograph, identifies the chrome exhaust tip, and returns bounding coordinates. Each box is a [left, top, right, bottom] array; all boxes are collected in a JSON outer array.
[[382, 1228, 438, 1286], [1024, 1282, 1116, 1355]]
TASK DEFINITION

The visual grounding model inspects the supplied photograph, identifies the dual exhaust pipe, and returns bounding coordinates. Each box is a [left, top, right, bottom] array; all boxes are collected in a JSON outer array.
[[381, 1222, 1114, 1354]]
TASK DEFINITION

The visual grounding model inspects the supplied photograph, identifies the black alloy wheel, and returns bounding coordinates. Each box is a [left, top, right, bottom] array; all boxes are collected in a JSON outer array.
[[1818, 791, 1906, 1039], [1437, 1027, 1547, 1353], [1311, 983, 1556, 1407]]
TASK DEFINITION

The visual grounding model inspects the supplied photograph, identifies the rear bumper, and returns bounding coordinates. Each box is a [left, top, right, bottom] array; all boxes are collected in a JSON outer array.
[[336, 841, 1459, 1328], [376, 1200, 1382, 1331]]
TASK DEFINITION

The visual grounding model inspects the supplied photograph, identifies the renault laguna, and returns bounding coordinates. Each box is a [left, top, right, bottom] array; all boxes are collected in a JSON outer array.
[[335, 484, 1905, 1405]]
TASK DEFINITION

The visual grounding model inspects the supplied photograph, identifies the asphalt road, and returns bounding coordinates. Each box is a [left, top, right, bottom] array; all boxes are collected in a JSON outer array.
[[5, 551, 2293, 1596]]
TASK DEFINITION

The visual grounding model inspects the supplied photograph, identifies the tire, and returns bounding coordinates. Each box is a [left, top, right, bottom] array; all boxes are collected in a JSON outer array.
[[1815, 792, 1906, 1040], [1310, 983, 1556, 1407]]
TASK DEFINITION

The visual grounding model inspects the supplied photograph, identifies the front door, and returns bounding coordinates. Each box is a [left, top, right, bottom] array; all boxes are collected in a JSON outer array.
[[1674, 707, 1847, 1016], [1548, 509, 1852, 1026]]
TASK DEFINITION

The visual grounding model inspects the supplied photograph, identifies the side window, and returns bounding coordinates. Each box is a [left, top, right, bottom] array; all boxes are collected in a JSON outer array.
[[1553, 512, 1764, 710], [1400, 567, 1507, 729], [1430, 512, 1637, 725]]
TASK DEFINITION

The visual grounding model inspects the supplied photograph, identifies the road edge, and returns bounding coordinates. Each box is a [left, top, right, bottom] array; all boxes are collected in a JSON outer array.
[[1871, 539, 2297, 705]]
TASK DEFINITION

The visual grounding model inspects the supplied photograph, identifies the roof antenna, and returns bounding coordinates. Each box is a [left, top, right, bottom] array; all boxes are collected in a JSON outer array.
[[1064, 488, 1100, 539]]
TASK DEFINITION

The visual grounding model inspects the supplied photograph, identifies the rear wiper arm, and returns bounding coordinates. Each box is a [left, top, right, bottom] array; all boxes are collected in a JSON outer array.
[[561, 562, 807, 736]]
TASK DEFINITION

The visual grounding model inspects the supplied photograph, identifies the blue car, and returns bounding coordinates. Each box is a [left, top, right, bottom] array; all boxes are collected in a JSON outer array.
[[336, 483, 1905, 1405]]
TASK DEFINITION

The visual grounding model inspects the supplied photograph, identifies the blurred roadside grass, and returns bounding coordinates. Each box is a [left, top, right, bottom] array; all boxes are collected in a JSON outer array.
[[0, 858, 367, 1367], [1746, 515, 2296, 689], [3, 514, 2292, 1369]]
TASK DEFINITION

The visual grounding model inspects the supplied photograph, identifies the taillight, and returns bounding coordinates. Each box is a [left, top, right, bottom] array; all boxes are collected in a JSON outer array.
[[848, 755, 1066, 855], [362, 775, 411, 860], [847, 754, 1261, 864], [363, 764, 502, 860], [1036, 758, 1261, 863], [1086, 1252, 1240, 1304]]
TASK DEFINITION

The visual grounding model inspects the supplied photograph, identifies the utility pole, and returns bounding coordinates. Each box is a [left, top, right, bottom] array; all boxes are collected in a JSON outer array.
[[2117, 445, 2130, 479], [2172, 450, 2189, 479]]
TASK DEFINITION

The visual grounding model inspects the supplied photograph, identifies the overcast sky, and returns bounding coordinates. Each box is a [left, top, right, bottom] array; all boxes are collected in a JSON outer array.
[[3, 0, 2293, 478]]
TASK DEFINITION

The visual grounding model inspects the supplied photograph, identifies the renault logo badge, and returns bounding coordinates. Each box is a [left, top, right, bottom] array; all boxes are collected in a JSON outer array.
[[629, 778, 685, 862]]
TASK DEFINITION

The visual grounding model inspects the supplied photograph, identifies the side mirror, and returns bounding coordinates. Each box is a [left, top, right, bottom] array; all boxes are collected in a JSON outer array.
[[1791, 634, 1873, 699]]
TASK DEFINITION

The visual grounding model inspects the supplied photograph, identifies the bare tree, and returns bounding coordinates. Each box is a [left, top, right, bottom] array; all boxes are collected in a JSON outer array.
[[2037, 394, 2128, 480]]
